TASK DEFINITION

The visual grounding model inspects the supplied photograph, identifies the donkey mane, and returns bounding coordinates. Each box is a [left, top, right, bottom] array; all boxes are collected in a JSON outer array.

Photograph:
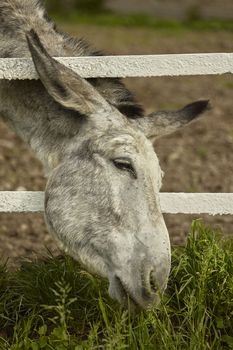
[[0, 0, 144, 119]]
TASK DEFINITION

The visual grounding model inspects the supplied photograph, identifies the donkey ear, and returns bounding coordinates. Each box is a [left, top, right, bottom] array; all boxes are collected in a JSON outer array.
[[26, 29, 111, 116], [131, 100, 210, 141]]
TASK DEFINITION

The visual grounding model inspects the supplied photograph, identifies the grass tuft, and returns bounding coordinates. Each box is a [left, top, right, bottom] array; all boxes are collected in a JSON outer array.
[[0, 221, 232, 349]]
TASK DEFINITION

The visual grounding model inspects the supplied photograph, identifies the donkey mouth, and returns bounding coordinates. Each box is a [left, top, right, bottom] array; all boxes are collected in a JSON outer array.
[[109, 275, 139, 310], [108, 275, 160, 310]]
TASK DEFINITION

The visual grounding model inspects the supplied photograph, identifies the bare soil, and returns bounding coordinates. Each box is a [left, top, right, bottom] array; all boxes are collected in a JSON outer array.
[[0, 24, 233, 265]]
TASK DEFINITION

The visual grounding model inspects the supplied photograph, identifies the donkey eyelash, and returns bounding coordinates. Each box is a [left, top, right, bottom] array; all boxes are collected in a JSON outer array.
[[112, 158, 137, 179]]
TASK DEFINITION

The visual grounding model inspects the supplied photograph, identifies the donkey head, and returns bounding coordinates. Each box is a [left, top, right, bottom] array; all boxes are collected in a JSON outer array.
[[26, 30, 209, 310]]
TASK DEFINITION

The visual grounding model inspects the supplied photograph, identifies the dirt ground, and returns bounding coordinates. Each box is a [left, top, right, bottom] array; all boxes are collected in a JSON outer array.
[[0, 24, 233, 265]]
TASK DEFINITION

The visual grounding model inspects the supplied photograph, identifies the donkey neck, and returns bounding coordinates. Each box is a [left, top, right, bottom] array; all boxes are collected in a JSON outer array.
[[0, 79, 82, 175]]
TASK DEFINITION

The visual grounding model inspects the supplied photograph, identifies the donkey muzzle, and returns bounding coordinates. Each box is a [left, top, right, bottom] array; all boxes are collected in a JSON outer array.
[[108, 256, 170, 310]]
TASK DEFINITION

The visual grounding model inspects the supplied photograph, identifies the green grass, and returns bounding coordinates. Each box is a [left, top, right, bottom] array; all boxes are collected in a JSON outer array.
[[0, 221, 233, 349], [52, 13, 233, 32]]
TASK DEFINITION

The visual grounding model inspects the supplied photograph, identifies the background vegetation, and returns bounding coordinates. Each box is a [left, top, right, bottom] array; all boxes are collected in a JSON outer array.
[[45, 0, 106, 14], [44, 0, 233, 32]]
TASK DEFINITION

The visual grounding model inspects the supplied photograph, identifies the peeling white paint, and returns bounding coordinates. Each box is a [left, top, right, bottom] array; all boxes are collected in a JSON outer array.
[[0, 192, 44, 213], [159, 193, 233, 216], [0, 192, 233, 215], [0, 53, 232, 80]]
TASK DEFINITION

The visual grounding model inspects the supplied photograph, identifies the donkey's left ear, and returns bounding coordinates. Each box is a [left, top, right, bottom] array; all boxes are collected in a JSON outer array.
[[131, 100, 210, 142], [26, 29, 112, 116]]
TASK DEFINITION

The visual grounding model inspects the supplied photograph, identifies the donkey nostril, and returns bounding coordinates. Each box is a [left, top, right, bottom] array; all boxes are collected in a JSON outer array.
[[149, 270, 158, 293]]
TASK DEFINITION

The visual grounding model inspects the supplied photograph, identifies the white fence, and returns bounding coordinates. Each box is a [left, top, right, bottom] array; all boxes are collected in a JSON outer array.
[[0, 192, 233, 215], [0, 54, 233, 215], [1, 54, 233, 79]]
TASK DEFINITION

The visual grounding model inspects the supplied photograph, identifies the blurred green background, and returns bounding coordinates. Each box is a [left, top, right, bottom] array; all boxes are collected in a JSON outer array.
[[45, 0, 106, 14], [44, 0, 233, 31]]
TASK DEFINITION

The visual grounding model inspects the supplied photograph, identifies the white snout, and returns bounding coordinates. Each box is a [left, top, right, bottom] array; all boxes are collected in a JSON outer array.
[[108, 254, 170, 310]]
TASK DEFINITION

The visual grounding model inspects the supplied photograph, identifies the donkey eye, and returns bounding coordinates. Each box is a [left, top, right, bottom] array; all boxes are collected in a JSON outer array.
[[112, 158, 137, 179]]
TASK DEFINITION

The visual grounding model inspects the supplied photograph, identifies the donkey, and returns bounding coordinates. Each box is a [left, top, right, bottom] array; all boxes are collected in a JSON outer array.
[[0, 0, 209, 309]]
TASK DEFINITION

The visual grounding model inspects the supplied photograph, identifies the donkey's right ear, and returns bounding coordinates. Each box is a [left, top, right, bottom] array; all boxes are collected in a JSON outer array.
[[131, 100, 210, 141], [26, 30, 112, 116]]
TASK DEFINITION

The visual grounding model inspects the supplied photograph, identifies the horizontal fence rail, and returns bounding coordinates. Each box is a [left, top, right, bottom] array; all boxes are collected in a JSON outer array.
[[0, 192, 233, 215], [0, 53, 233, 80]]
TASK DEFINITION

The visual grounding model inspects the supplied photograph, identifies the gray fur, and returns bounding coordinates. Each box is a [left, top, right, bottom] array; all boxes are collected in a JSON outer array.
[[0, 0, 209, 309]]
